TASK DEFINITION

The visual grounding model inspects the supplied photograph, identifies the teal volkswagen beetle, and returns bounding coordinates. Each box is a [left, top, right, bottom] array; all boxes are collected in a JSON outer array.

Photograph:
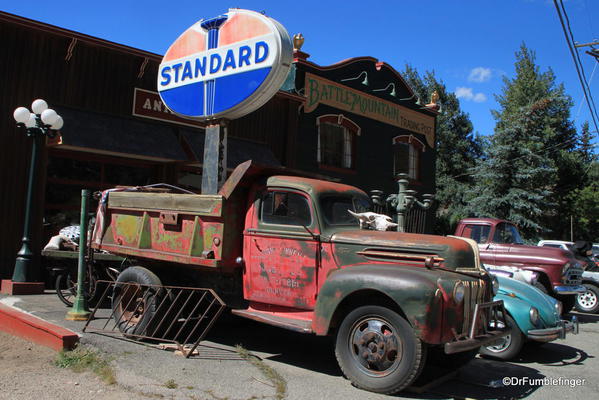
[[480, 274, 579, 360]]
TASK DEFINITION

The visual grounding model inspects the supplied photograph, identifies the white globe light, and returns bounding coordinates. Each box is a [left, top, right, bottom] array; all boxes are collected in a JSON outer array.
[[13, 107, 31, 123], [31, 99, 48, 114], [50, 116, 64, 130], [25, 113, 37, 128], [41, 109, 59, 125]]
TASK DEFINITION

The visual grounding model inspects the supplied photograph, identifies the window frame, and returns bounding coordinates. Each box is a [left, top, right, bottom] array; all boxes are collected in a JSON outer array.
[[392, 135, 425, 181], [317, 114, 360, 171], [257, 189, 316, 230]]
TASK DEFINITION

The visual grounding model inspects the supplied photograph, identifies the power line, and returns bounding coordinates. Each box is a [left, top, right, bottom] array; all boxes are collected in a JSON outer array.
[[553, 0, 599, 136]]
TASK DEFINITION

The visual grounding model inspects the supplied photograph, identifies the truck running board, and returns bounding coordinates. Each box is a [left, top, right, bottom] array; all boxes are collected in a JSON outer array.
[[83, 280, 226, 358], [232, 308, 313, 333]]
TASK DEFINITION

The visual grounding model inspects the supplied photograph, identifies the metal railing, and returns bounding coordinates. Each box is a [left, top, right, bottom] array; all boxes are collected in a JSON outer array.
[[83, 280, 226, 358]]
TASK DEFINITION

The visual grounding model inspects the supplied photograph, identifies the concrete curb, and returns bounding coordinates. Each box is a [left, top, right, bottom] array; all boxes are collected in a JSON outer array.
[[0, 302, 79, 351]]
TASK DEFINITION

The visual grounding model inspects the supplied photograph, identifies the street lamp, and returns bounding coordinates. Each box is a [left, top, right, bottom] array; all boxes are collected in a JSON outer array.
[[7, 99, 63, 292], [387, 173, 434, 232]]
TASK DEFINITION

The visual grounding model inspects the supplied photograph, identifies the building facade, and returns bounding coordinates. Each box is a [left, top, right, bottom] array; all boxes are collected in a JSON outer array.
[[0, 11, 437, 281]]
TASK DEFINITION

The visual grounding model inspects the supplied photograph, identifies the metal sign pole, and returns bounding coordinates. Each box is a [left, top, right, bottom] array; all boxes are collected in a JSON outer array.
[[66, 189, 91, 321]]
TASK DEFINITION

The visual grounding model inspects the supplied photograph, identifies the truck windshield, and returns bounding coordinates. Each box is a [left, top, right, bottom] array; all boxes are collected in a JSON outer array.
[[493, 222, 524, 245], [320, 195, 371, 226]]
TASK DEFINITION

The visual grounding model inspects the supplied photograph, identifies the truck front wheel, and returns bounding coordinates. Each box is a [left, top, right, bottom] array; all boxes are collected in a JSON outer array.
[[575, 283, 599, 314], [112, 266, 164, 337], [334, 306, 425, 394]]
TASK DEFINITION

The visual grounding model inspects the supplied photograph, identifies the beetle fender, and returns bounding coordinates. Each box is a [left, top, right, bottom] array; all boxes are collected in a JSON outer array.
[[312, 264, 454, 344]]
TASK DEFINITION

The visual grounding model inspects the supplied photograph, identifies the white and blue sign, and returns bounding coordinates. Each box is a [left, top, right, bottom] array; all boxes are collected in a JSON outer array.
[[158, 9, 292, 121]]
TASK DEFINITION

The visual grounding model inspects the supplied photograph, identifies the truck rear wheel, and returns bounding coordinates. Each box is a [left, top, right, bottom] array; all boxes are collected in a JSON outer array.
[[334, 305, 425, 394], [112, 266, 164, 338]]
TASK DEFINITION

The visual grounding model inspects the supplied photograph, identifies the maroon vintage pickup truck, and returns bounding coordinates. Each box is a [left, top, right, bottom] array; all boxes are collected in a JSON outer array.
[[454, 218, 586, 311]]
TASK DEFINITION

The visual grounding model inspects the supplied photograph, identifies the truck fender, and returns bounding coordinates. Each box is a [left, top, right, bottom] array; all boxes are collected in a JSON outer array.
[[312, 264, 444, 343]]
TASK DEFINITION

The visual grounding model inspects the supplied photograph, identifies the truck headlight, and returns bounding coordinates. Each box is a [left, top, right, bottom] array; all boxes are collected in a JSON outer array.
[[453, 281, 465, 304], [555, 301, 563, 316], [491, 275, 499, 296], [530, 307, 540, 325]]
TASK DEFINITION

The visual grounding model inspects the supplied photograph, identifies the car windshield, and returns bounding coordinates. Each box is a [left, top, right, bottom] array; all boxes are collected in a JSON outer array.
[[320, 195, 372, 226]]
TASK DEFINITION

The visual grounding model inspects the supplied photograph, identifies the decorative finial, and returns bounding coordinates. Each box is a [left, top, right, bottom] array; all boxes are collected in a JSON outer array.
[[293, 33, 304, 51]]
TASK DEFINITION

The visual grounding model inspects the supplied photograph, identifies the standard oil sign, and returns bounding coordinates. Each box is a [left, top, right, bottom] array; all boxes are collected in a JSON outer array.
[[158, 9, 292, 121]]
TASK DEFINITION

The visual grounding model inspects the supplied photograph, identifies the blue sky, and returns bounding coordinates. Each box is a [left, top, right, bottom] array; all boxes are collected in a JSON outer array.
[[2, 0, 598, 144]]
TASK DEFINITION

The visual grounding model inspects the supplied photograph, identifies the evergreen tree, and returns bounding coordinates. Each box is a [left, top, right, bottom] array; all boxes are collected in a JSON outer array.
[[471, 43, 585, 240], [402, 65, 482, 233], [469, 99, 557, 239]]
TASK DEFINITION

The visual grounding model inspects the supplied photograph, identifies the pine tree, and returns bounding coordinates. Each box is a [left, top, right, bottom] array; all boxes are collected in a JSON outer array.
[[402, 66, 482, 233], [469, 99, 557, 239]]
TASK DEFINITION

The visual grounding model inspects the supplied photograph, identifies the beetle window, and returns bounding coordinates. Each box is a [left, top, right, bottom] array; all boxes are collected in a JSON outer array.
[[261, 192, 312, 226], [463, 224, 491, 244]]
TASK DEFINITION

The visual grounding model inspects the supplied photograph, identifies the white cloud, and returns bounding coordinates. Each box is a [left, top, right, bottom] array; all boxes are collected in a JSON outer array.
[[455, 87, 487, 103], [468, 67, 492, 83], [473, 93, 487, 103]]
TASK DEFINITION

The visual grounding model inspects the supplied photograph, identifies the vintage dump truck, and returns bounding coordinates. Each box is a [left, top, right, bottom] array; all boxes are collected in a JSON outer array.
[[91, 161, 508, 394]]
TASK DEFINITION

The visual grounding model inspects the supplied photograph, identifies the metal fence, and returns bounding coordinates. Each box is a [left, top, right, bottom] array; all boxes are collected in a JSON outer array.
[[83, 280, 226, 358]]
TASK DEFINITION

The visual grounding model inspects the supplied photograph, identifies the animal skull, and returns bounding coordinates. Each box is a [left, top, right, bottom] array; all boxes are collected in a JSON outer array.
[[347, 210, 398, 231]]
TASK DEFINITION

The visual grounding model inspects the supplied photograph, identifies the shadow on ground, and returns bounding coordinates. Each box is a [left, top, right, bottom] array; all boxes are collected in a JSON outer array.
[[206, 313, 544, 399]]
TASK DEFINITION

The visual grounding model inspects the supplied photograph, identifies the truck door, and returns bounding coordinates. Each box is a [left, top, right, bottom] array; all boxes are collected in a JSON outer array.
[[244, 190, 319, 309]]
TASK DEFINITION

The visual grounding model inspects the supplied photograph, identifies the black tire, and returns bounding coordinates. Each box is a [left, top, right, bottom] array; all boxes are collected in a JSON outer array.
[[56, 270, 102, 308], [479, 313, 523, 361], [558, 295, 576, 314], [575, 283, 599, 314], [55, 273, 76, 307], [334, 306, 425, 394], [533, 281, 548, 294], [112, 266, 164, 337]]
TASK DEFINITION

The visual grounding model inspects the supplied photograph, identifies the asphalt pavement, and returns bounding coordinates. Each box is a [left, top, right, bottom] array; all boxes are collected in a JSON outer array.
[[2, 292, 598, 400]]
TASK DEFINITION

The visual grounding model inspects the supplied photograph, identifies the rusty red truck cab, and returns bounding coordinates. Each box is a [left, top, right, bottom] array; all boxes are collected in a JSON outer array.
[[92, 161, 509, 394]]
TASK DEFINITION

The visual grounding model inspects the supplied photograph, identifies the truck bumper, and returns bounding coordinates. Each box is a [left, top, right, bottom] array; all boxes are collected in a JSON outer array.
[[552, 285, 586, 295], [444, 300, 512, 354], [527, 317, 579, 342]]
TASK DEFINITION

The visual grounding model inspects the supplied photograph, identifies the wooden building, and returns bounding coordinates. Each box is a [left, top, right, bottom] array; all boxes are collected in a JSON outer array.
[[0, 11, 438, 281]]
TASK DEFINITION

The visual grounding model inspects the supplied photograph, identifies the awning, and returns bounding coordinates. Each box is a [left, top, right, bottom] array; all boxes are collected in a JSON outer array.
[[54, 107, 188, 161]]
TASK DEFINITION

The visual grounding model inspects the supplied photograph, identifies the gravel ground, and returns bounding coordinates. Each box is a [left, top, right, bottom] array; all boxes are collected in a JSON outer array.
[[0, 332, 148, 400]]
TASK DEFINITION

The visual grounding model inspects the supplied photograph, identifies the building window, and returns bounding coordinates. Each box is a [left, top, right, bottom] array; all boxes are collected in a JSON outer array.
[[392, 135, 424, 180], [317, 115, 360, 170]]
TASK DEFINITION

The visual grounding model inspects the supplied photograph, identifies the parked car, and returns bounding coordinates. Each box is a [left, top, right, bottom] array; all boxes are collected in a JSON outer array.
[[479, 274, 578, 360], [538, 239, 573, 251], [455, 218, 585, 312]]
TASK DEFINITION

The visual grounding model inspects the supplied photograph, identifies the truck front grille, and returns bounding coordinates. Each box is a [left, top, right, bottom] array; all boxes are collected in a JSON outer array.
[[462, 279, 487, 335], [564, 266, 583, 285]]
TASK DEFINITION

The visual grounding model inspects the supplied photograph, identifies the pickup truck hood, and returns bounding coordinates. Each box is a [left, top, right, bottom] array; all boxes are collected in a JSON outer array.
[[329, 230, 479, 270], [484, 243, 573, 266]]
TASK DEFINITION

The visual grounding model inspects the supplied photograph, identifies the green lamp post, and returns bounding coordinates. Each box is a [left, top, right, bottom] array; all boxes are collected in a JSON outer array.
[[4, 100, 63, 294], [387, 173, 434, 232]]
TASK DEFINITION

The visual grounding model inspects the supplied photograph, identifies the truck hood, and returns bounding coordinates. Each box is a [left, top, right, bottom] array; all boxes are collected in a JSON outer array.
[[329, 230, 479, 271], [487, 243, 574, 265]]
